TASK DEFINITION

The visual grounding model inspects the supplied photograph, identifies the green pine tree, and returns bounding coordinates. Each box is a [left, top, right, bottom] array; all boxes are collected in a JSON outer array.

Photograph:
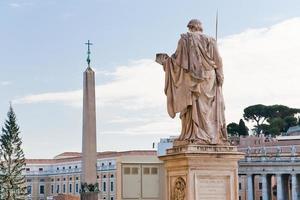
[[238, 119, 249, 136], [0, 105, 27, 200]]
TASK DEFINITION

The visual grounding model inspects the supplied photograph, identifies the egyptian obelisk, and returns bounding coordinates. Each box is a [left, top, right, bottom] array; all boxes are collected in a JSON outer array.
[[81, 40, 98, 199]]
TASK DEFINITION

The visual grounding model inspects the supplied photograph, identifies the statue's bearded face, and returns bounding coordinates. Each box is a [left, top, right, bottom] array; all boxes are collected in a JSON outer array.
[[187, 19, 203, 32], [188, 24, 203, 32]]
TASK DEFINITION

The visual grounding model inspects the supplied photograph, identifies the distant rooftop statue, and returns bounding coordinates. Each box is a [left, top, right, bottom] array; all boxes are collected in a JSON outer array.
[[291, 145, 297, 156], [276, 146, 282, 157], [260, 146, 267, 156], [246, 146, 251, 156]]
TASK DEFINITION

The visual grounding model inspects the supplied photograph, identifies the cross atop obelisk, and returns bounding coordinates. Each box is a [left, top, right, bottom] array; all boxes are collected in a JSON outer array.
[[85, 40, 93, 67]]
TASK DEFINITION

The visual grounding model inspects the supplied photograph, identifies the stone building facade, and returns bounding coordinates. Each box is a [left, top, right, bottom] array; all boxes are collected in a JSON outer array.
[[23, 151, 163, 200], [6, 134, 300, 200], [237, 134, 300, 200]]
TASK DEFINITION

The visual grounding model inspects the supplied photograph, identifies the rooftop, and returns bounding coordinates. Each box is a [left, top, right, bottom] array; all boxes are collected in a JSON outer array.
[[287, 125, 300, 134], [26, 150, 157, 164]]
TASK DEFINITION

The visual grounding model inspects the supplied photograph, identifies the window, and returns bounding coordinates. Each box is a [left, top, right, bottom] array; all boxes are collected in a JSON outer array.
[[69, 177, 72, 181], [51, 178, 54, 182], [132, 167, 138, 174], [63, 167, 65, 170], [75, 183, 79, 193], [75, 165, 78, 169], [124, 167, 130, 174], [110, 174, 114, 178], [39, 185, 45, 194], [110, 197, 114, 200], [57, 167, 59, 170], [259, 182, 262, 190], [151, 168, 158, 175], [39, 168, 43, 171], [102, 163, 105, 167], [69, 183, 72, 193], [56, 185, 60, 193], [51, 185, 54, 194], [109, 162, 112, 166], [103, 182, 106, 192], [27, 186, 32, 194], [239, 196, 241, 200], [40, 179, 45, 182], [63, 178, 66, 181], [110, 182, 114, 192], [97, 175, 99, 179], [103, 175, 107, 178], [63, 184, 66, 193], [143, 168, 150, 175], [76, 177, 79, 180], [69, 166, 71, 169], [27, 179, 32, 182], [57, 178, 60, 181], [26, 168, 30, 171], [239, 183, 242, 190], [260, 196, 262, 200]]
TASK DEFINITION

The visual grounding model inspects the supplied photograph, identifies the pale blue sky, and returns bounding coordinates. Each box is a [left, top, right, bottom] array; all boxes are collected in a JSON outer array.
[[1, 0, 300, 158]]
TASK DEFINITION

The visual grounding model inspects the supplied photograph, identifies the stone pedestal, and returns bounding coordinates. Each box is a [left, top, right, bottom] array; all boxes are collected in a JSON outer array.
[[159, 144, 244, 200]]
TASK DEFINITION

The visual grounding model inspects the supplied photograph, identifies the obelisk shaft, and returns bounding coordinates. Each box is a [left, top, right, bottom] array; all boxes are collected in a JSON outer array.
[[82, 66, 97, 184]]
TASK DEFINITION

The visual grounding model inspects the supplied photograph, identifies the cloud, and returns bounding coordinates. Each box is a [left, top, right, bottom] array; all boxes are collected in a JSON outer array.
[[14, 90, 82, 106], [122, 119, 180, 135], [1, 81, 12, 86], [9, 3, 21, 7], [220, 17, 300, 122], [15, 17, 300, 134], [15, 59, 165, 109], [8, 1, 35, 8]]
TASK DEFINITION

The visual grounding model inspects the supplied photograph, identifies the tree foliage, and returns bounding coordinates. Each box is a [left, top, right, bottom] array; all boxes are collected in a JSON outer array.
[[243, 104, 270, 134], [0, 106, 26, 200], [227, 119, 249, 136], [238, 119, 249, 136], [268, 105, 300, 119], [227, 122, 239, 136], [242, 104, 300, 136]]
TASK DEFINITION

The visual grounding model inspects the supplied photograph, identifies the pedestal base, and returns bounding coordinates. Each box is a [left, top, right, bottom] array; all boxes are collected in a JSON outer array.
[[159, 144, 244, 200], [80, 192, 98, 200]]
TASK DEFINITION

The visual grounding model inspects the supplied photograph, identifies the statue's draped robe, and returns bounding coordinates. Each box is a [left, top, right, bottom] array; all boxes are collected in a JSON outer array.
[[161, 32, 227, 144]]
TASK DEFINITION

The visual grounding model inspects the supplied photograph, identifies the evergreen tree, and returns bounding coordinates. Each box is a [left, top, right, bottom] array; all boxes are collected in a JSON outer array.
[[238, 119, 249, 136], [0, 105, 26, 200], [227, 122, 239, 136]]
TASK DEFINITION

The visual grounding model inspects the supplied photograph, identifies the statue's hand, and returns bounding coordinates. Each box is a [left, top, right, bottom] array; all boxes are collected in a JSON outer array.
[[155, 53, 169, 65]]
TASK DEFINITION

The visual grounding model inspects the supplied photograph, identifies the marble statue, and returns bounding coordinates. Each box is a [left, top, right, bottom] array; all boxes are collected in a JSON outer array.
[[156, 19, 227, 145], [291, 145, 296, 156], [260, 146, 267, 156], [276, 146, 281, 157], [246, 146, 251, 156]]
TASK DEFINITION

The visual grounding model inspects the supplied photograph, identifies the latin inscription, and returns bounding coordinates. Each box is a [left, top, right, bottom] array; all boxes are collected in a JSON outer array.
[[196, 177, 229, 200]]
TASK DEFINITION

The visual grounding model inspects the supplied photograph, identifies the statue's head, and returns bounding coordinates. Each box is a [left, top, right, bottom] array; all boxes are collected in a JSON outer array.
[[187, 19, 203, 32]]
